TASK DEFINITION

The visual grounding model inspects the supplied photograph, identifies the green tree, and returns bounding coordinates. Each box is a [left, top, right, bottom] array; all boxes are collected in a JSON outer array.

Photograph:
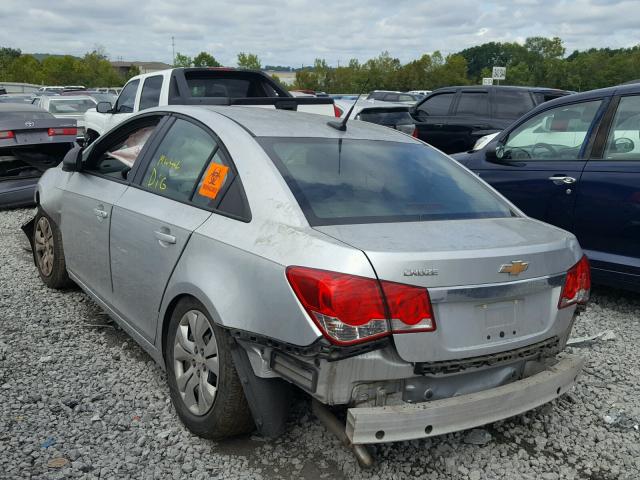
[[6, 54, 42, 83], [173, 52, 192, 67], [193, 51, 221, 67], [237, 52, 261, 70], [0, 47, 21, 79]]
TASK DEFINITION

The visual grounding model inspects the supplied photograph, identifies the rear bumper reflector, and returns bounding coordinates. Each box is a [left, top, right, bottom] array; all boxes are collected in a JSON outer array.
[[346, 354, 584, 444]]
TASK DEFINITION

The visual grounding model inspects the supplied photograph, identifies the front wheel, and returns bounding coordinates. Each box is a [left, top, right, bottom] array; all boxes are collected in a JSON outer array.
[[165, 298, 254, 439], [33, 209, 72, 289]]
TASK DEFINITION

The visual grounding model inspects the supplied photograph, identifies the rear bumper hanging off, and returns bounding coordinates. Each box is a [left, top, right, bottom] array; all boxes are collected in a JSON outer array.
[[346, 354, 584, 444]]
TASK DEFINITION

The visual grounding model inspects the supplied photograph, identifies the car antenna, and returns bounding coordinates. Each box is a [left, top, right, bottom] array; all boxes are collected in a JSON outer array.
[[327, 79, 369, 131]]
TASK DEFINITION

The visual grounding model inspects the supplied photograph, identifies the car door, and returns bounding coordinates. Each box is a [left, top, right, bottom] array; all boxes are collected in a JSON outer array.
[[61, 114, 166, 303], [469, 98, 607, 232], [106, 79, 140, 132], [573, 94, 640, 285], [442, 89, 491, 153], [109, 116, 231, 342], [412, 90, 456, 151]]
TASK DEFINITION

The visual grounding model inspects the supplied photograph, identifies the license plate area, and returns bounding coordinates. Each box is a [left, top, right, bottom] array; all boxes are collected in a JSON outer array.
[[16, 131, 48, 144], [477, 299, 525, 340]]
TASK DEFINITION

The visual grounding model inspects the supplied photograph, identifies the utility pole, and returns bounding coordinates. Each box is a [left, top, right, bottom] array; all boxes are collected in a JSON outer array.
[[172, 36, 175, 66]]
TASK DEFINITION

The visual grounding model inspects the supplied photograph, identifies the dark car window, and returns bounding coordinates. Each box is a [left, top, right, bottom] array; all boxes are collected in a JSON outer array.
[[603, 95, 640, 160], [456, 92, 489, 116], [139, 75, 163, 110], [501, 100, 602, 161], [140, 118, 217, 202], [83, 116, 163, 178], [184, 71, 284, 98], [259, 138, 512, 226], [115, 80, 139, 113], [494, 90, 535, 119], [383, 93, 399, 102], [417, 93, 455, 116]]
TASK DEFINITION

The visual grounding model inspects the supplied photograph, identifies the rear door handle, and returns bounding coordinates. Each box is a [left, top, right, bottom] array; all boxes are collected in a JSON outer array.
[[93, 208, 108, 219], [548, 175, 576, 185], [154, 230, 176, 244]]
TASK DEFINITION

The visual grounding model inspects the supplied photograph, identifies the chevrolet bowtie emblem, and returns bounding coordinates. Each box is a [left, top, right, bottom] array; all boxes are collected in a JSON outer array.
[[499, 260, 529, 276]]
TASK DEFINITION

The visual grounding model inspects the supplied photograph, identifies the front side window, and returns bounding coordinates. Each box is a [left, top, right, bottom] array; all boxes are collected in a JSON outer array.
[[259, 138, 513, 226], [603, 95, 640, 160], [139, 75, 163, 110], [500, 100, 602, 161], [418, 93, 454, 117], [115, 80, 139, 113], [140, 119, 217, 202], [456, 92, 489, 116], [83, 116, 162, 178]]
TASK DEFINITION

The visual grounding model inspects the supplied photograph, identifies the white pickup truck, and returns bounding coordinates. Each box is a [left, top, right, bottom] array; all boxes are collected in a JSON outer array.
[[84, 67, 337, 144]]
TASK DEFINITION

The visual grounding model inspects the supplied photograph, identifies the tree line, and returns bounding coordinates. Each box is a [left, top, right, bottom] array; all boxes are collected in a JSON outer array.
[[2, 37, 640, 92]]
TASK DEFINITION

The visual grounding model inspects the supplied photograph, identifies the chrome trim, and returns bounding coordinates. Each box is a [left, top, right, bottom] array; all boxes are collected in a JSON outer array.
[[428, 273, 565, 304]]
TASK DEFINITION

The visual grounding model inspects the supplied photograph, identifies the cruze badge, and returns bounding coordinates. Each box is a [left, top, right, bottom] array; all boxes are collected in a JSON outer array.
[[499, 260, 529, 276], [404, 268, 439, 277]]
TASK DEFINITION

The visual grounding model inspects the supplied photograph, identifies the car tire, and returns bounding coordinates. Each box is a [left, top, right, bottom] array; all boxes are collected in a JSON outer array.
[[33, 209, 72, 289], [165, 297, 254, 439]]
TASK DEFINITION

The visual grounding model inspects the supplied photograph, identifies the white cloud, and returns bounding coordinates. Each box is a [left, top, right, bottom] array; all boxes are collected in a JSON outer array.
[[0, 0, 638, 66]]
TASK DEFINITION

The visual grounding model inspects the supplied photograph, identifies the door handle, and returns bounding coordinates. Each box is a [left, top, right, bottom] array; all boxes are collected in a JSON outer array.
[[93, 207, 108, 219], [154, 230, 176, 245], [548, 175, 576, 185]]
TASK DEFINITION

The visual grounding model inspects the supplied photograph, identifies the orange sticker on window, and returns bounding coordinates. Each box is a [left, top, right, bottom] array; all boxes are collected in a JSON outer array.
[[199, 163, 229, 200]]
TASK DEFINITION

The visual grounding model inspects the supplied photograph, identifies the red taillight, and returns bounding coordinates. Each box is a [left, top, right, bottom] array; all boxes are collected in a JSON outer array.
[[48, 127, 77, 136], [380, 281, 435, 333], [0, 130, 15, 139], [558, 255, 591, 309], [333, 104, 343, 117], [286, 266, 435, 345], [412, 127, 418, 138]]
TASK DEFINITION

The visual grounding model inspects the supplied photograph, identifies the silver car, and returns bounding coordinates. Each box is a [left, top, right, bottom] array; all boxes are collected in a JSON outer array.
[[32, 95, 97, 140], [26, 106, 588, 455]]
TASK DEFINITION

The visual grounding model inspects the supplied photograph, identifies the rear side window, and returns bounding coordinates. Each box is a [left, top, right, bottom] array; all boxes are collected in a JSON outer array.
[[141, 118, 217, 202], [418, 93, 454, 116], [603, 95, 640, 160], [139, 75, 163, 110], [456, 92, 489, 116], [259, 138, 512, 226], [115, 80, 139, 113], [183, 71, 286, 98], [494, 90, 535, 119]]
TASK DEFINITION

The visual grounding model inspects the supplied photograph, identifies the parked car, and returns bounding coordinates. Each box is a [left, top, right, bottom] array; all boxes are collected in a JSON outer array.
[[25, 105, 587, 455], [32, 95, 97, 140], [367, 90, 420, 104], [95, 87, 122, 95], [84, 67, 337, 144], [407, 89, 432, 97], [0, 94, 34, 104], [452, 83, 640, 292], [0, 103, 76, 208], [411, 86, 571, 154], [335, 98, 417, 136], [85, 91, 118, 106], [36, 86, 64, 95]]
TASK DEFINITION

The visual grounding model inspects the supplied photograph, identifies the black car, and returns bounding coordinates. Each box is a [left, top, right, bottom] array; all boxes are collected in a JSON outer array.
[[410, 86, 571, 154]]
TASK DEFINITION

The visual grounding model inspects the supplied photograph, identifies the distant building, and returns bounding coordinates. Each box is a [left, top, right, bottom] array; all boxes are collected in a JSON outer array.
[[265, 70, 296, 86], [111, 61, 173, 76]]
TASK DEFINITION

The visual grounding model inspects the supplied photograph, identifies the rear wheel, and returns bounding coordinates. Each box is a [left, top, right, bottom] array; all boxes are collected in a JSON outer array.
[[33, 209, 72, 289], [165, 297, 254, 439]]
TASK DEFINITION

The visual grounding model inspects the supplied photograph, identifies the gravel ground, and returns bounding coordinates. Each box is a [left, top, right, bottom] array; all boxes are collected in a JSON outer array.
[[1, 207, 639, 480]]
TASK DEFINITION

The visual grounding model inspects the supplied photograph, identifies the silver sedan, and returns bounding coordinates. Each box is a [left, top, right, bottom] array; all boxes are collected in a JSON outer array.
[[26, 105, 588, 453]]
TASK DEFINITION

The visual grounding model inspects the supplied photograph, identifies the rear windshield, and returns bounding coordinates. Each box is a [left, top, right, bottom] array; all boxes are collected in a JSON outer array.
[[184, 71, 285, 98], [0, 111, 53, 120], [48, 99, 96, 114], [356, 109, 413, 125], [259, 138, 513, 226]]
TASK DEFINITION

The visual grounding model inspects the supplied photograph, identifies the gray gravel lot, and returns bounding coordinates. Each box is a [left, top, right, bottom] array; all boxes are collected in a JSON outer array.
[[1, 207, 639, 479]]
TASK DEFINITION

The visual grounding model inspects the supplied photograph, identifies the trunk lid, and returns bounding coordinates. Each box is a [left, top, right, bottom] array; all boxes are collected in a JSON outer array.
[[315, 217, 581, 362]]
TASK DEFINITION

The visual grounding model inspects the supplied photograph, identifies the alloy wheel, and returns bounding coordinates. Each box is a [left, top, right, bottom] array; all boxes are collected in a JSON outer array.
[[173, 309, 219, 416], [34, 217, 54, 277]]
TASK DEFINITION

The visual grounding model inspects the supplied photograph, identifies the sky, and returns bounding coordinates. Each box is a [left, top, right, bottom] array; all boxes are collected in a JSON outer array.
[[1, 0, 638, 67]]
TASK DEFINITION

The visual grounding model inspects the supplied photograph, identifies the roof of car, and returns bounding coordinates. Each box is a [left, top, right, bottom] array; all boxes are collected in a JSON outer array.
[[431, 85, 570, 94], [524, 82, 640, 113], [0, 103, 48, 113], [172, 105, 418, 142]]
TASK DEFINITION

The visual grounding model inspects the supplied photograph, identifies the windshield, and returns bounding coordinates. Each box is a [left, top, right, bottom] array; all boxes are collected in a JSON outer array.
[[48, 99, 96, 114], [259, 138, 513, 226]]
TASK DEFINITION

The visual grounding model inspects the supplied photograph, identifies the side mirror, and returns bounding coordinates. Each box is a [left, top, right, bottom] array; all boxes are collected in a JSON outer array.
[[61, 145, 83, 172], [96, 101, 112, 114]]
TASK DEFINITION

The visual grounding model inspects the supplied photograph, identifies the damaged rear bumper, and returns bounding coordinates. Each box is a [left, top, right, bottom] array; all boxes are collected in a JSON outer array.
[[346, 353, 584, 444]]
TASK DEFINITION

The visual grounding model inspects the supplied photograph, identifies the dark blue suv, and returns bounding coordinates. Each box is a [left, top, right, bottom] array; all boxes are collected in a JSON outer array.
[[452, 83, 640, 292]]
